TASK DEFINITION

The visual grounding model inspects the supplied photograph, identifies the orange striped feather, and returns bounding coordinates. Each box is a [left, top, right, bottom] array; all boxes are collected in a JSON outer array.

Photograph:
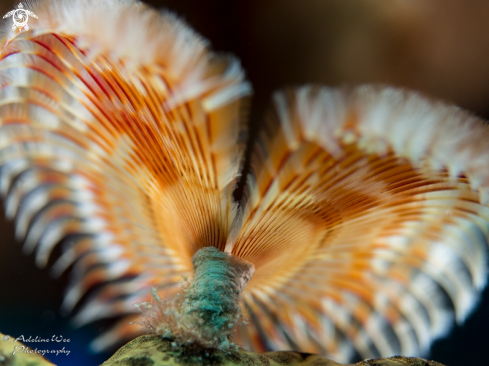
[[232, 86, 489, 362], [0, 0, 250, 352]]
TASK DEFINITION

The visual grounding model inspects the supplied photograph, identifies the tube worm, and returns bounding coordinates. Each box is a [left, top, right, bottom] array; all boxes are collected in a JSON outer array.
[[1, 1, 489, 364]]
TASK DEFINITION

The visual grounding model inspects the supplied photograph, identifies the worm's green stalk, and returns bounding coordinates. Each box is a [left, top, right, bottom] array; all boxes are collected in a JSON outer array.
[[135, 247, 255, 351]]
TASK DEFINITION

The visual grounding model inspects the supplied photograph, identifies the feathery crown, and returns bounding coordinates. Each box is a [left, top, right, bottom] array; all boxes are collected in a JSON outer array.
[[1, 0, 489, 363]]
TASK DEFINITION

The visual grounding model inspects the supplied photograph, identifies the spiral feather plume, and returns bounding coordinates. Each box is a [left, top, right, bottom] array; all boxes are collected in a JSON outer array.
[[1, 0, 489, 363]]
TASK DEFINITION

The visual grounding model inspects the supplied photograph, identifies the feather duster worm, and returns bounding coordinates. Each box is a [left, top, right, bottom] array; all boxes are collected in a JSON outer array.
[[1, 0, 489, 364]]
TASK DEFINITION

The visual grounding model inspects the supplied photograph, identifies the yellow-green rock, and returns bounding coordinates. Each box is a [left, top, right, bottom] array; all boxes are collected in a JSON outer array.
[[0, 332, 55, 366], [101, 335, 447, 366]]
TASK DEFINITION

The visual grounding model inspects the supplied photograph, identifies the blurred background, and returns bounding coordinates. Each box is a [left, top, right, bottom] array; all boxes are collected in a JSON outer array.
[[1, 0, 489, 365]]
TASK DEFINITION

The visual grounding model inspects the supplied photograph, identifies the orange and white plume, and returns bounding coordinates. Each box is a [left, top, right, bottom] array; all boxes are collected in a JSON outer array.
[[1, 0, 489, 363]]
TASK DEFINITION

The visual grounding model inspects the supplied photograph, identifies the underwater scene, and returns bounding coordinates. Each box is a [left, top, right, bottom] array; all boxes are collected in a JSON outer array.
[[1, 1, 489, 366]]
